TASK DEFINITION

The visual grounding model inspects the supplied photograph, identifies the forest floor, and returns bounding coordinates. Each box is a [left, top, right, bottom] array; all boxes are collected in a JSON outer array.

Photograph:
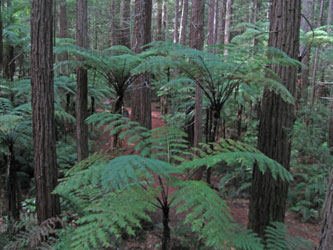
[[120, 103, 320, 249]]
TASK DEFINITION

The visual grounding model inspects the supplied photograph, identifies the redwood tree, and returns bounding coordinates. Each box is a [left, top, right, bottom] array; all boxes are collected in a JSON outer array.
[[179, 0, 188, 45], [31, 0, 60, 224], [190, 0, 205, 147], [248, 0, 301, 238], [131, 0, 152, 130], [76, 0, 89, 161]]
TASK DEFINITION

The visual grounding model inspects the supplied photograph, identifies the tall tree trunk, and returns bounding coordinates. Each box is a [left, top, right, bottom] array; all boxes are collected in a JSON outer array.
[[31, 0, 60, 224], [299, 0, 313, 105], [173, 0, 180, 43], [207, 0, 216, 46], [0, 0, 3, 71], [58, 0, 68, 74], [252, 0, 261, 46], [224, 0, 232, 45], [317, 4, 333, 249], [131, 0, 152, 130], [213, 0, 219, 44], [248, 0, 301, 238], [110, 0, 120, 46], [162, 0, 168, 40], [119, 0, 131, 48], [190, 0, 205, 148], [156, 0, 163, 40], [179, 0, 188, 45], [310, 0, 324, 106], [217, 0, 226, 44], [76, 0, 89, 162]]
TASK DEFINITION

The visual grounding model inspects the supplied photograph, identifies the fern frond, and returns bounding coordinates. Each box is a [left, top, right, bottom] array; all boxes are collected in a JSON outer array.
[[180, 139, 293, 182], [172, 180, 234, 248]]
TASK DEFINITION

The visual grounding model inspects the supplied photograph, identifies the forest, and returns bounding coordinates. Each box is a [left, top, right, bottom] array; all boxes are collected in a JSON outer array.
[[0, 0, 332, 249]]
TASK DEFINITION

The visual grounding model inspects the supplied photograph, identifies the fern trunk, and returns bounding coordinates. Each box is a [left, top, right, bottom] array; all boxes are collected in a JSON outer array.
[[162, 205, 171, 250], [248, 0, 301, 238], [6, 144, 19, 220]]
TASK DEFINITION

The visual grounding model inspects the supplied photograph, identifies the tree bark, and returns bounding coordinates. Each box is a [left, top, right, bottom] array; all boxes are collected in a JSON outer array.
[[310, 0, 324, 106], [110, 0, 121, 46], [179, 0, 188, 45], [31, 0, 60, 224], [217, 0, 226, 44], [190, 0, 205, 148], [0, 1, 3, 70], [173, 0, 180, 43], [248, 0, 301, 238], [76, 0, 89, 162], [162, 0, 168, 41], [58, 0, 68, 74], [224, 0, 232, 45], [207, 0, 216, 46], [156, 0, 164, 40], [131, 0, 152, 130], [119, 0, 131, 48]]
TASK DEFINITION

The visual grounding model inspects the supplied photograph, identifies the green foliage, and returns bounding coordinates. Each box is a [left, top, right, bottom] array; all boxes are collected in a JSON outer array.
[[4, 214, 62, 250], [265, 222, 314, 250], [180, 139, 293, 183]]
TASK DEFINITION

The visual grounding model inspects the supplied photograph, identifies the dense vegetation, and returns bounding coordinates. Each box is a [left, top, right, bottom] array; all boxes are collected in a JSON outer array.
[[0, 0, 332, 249]]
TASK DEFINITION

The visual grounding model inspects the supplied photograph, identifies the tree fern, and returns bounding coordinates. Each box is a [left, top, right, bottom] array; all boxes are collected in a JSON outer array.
[[265, 222, 314, 250], [180, 139, 293, 182]]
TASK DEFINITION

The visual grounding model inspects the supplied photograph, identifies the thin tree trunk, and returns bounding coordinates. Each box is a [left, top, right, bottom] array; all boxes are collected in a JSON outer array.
[[213, 0, 219, 44], [190, 0, 205, 148], [252, 0, 261, 46], [162, 0, 168, 41], [119, 0, 131, 48], [224, 0, 232, 47], [31, 0, 60, 224], [58, 0, 68, 74], [248, 0, 301, 238], [310, 0, 324, 106], [217, 0, 226, 44], [156, 0, 163, 40], [110, 0, 120, 46], [207, 0, 216, 46], [131, 0, 152, 130], [6, 144, 19, 220], [173, 0, 180, 43], [0, 0, 3, 71], [76, 0, 89, 162], [179, 0, 188, 45], [317, 4, 333, 249]]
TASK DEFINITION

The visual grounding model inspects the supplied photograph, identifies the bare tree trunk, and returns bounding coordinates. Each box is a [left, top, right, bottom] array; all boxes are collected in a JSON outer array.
[[179, 0, 188, 45], [248, 0, 301, 238], [317, 4, 333, 249], [252, 0, 261, 46], [207, 0, 216, 46], [131, 0, 152, 130], [0, 1, 3, 71], [190, 0, 205, 149], [110, 0, 120, 46], [213, 0, 219, 44], [310, 0, 324, 106], [162, 0, 168, 40], [156, 0, 163, 40], [31, 0, 60, 224], [119, 0, 131, 48], [76, 0, 89, 162], [6, 144, 19, 220], [58, 0, 68, 74], [224, 0, 232, 45], [217, 0, 226, 44], [173, 0, 180, 43]]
